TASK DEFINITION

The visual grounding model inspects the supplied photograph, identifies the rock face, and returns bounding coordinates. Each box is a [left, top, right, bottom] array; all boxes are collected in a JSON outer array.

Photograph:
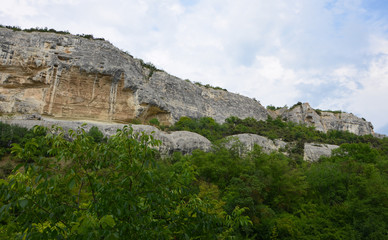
[[271, 103, 374, 136], [303, 143, 339, 162], [0, 28, 267, 125], [0, 28, 378, 136], [225, 133, 287, 154]]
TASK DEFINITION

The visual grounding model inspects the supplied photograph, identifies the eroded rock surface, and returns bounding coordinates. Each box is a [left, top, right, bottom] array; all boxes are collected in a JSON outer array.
[[0, 29, 379, 137], [271, 103, 375, 136], [0, 28, 267, 125], [225, 133, 287, 154], [303, 143, 339, 162]]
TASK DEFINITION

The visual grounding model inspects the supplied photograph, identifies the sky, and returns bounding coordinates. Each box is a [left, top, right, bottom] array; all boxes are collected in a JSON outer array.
[[1, 0, 388, 135]]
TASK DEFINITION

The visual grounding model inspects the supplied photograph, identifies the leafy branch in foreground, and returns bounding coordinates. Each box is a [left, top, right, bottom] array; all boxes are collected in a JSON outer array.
[[0, 125, 249, 239]]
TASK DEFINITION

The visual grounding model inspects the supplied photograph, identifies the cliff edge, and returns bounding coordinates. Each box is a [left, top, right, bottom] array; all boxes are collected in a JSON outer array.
[[0, 28, 267, 125], [0, 28, 378, 136]]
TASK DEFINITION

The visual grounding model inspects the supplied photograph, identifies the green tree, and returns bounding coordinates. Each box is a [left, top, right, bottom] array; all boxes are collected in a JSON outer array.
[[0, 125, 250, 239]]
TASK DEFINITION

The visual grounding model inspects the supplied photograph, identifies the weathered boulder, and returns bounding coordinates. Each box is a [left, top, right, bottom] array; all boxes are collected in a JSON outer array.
[[0, 28, 268, 125], [272, 103, 375, 136], [303, 143, 339, 162], [224, 133, 287, 154]]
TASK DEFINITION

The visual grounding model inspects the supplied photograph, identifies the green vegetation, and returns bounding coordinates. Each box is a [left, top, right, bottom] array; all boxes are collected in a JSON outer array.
[[0, 120, 387, 239], [290, 101, 303, 110], [0, 122, 45, 160], [193, 81, 228, 91], [86, 126, 106, 143], [0, 25, 105, 41], [266, 105, 284, 111], [139, 59, 163, 79], [148, 118, 160, 127], [315, 108, 342, 115], [0, 124, 250, 239], [183, 79, 228, 91], [168, 116, 381, 147]]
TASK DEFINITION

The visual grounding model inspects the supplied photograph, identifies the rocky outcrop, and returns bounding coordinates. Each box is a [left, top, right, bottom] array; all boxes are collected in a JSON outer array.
[[303, 143, 339, 162], [2, 118, 212, 155], [1, 118, 345, 162], [0, 28, 267, 125], [224, 133, 287, 154], [374, 133, 387, 139], [271, 103, 374, 136]]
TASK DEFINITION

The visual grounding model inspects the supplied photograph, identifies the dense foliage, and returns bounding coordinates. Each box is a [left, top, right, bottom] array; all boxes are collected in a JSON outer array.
[[0, 124, 250, 239], [0, 120, 387, 239], [0, 122, 46, 164], [168, 116, 384, 148]]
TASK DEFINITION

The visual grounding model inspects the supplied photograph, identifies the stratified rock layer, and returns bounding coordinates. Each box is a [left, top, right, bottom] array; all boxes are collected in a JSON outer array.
[[0, 28, 268, 125]]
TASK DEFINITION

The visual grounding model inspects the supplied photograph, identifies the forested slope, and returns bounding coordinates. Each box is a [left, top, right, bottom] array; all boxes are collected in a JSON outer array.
[[0, 119, 387, 239]]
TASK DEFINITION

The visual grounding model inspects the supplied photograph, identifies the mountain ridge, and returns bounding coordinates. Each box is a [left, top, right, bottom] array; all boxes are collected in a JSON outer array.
[[0, 27, 381, 137]]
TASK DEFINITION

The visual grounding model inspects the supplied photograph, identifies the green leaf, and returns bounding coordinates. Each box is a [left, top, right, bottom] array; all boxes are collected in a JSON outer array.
[[19, 199, 29, 209], [13, 163, 24, 172], [68, 177, 76, 190], [99, 215, 115, 229]]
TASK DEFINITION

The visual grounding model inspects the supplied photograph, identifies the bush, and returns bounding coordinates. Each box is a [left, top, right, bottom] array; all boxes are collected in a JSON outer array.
[[0, 125, 251, 239], [87, 126, 105, 143], [148, 118, 160, 127]]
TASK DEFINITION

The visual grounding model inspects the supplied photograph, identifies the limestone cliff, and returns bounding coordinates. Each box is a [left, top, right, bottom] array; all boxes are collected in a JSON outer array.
[[0, 28, 377, 136], [0, 28, 267, 125], [269, 102, 375, 136]]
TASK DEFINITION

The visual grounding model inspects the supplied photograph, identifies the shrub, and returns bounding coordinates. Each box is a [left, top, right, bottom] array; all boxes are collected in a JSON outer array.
[[87, 126, 105, 143], [149, 118, 160, 126]]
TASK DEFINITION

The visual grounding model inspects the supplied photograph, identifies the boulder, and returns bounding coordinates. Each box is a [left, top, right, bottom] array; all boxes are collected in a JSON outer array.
[[303, 143, 339, 162], [224, 133, 287, 154]]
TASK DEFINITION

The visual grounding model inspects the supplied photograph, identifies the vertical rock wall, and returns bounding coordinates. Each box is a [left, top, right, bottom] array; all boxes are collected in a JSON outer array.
[[0, 28, 267, 125], [0, 28, 379, 136]]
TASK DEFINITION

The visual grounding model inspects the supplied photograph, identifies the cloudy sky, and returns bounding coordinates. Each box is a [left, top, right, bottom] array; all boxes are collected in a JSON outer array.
[[1, 0, 388, 134]]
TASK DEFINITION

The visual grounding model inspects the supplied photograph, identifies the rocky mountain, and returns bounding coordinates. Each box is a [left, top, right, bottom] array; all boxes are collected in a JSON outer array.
[[0, 27, 379, 137]]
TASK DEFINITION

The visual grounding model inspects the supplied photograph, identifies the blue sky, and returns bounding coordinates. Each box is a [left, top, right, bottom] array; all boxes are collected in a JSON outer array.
[[1, 0, 388, 135]]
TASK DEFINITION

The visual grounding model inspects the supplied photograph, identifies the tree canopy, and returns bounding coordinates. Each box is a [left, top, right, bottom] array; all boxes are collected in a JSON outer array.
[[0, 119, 388, 239]]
